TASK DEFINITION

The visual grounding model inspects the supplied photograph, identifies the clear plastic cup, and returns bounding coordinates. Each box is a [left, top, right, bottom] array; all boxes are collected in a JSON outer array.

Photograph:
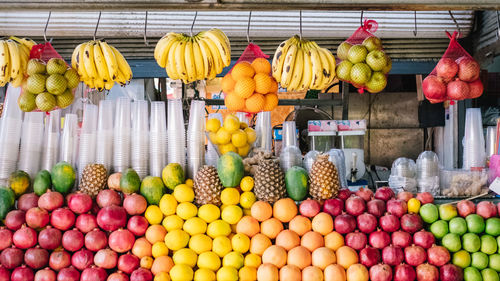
[[167, 99, 185, 132], [236, 112, 249, 125], [18, 112, 45, 178], [187, 100, 206, 133], [41, 110, 61, 171], [255, 111, 272, 152], [113, 98, 131, 172], [98, 100, 114, 131], [132, 100, 149, 132], [60, 114, 79, 166], [282, 121, 297, 148], [81, 104, 98, 134]]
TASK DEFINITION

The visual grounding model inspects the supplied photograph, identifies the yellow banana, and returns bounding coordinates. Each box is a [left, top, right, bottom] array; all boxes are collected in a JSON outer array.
[[202, 30, 231, 67], [155, 33, 178, 68], [10, 73, 23, 87], [197, 38, 216, 80], [115, 69, 127, 86], [104, 81, 115, 90], [9, 36, 36, 50], [318, 47, 336, 88], [77, 43, 89, 80], [18, 45, 28, 78], [288, 47, 304, 91], [18, 44, 30, 59], [99, 41, 119, 81], [272, 36, 297, 82], [94, 77, 104, 92], [199, 36, 223, 74], [184, 39, 197, 83], [209, 29, 230, 53], [309, 44, 325, 89], [6, 40, 20, 81], [154, 33, 171, 61], [166, 40, 180, 80], [0, 41, 11, 84], [71, 43, 84, 70], [174, 40, 188, 82], [93, 43, 111, 82], [83, 41, 98, 80], [109, 45, 132, 82], [192, 39, 205, 80], [299, 43, 313, 91], [280, 43, 298, 89]]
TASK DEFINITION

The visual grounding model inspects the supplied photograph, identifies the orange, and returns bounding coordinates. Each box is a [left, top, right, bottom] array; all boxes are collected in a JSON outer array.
[[346, 264, 369, 281], [254, 73, 272, 94], [289, 215, 312, 236], [250, 233, 272, 255], [273, 198, 297, 223], [280, 265, 301, 281], [324, 231, 344, 251], [234, 77, 255, 99], [325, 264, 347, 281], [260, 218, 283, 239], [251, 58, 271, 74], [301, 231, 324, 252], [303, 266, 324, 281], [251, 201, 273, 222], [262, 245, 287, 268], [236, 216, 260, 237], [268, 78, 279, 94], [336, 246, 359, 269], [225, 93, 246, 112], [140, 256, 154, 269], [312, 247, 336, 270], [275, 230, 300, 251], [312, 212, 334, 235], [132, 237, 153, 258], [287, 246, 311, 269], [263, 93, 278, 112], [232, 61, 255, 80], [145, 225, 167, 244], [151, 255, 174, 275], [245, 93, 265, 113], [257, 263, 279, 281], [221, 73, 236, 93]]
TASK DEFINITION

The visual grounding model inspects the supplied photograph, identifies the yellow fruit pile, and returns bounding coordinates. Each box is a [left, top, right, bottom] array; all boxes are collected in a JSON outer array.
[[206, 115, 257, 157], [0, 37, 36, 87], [222, 58, 279, 113]]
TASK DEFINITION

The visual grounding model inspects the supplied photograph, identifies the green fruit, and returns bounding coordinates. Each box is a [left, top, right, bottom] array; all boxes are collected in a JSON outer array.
[[365, 71, 387, 94], [35, 92, 56, 112], [464, 267, 482, 281], [0, 194, 11, 220], [366, 50, 388, 71], [0, 187, 15, 207], [162, 163, 185, 190], [26, 73, 47, 94], [285, 166, 309, 201], [430, 220, 449, 239], [466, 214, 486, 234], [442, 233, 462, 252], [347, 45, 368, 64], [336, 42, 352, 60], [382, 57, 392, 74], [120, 168, 141, 194], [336, 60, 353, 81], [462, 233, 481, 253], [26, 59, 46, 75], [420, 203, 439, 224], [453, 250, 471, 268], [349, 63, 372, 85], [33, 170, 51, 196], [17, 92, 37, 112], [489, 254, 500, 271], [64, 68, 80, 89], [51, 161, 76, 194], [482, 268, 499, 281], [140, 176, 166, 205], [439, 204, 458, 221], [56, 89, 74, 109], [362, 36, 383, 52], [46, 58, 67, 75], [216, 152, 244, 188], [485, 218, 500, 236], [46, 74, 68, 95], [481, 235, 497, 255], [449, 217, 468, 235], [8, 170, 31, 197], [471, 252, 489, 270]]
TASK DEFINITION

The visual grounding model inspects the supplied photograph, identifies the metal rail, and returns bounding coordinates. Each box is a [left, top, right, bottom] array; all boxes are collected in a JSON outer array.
[[203, 98, 343, 106]]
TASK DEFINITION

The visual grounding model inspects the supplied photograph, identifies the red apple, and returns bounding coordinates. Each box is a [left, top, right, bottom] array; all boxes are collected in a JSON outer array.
[[394, 264, 416, 281], [370, 263, 393, 281], [374, 187, 395, 202], [367, 199, 386, 217], [382, 245, 404, 266], [299, 199, 321, 218], [401, 213, 423, 234], [334, 214, 356, 234], [337, 189, 353, 201], [345, 231, 367, 250], [359, 247, 381, 267], [416, 192, 434, 204], [440, 264, 463, 281], [413, 230, 435, 249], [345, 196, 366, 216], [476, 201, 497, 219], [357, 213, 378, 234], [323, 198, 343, 217], [457, 200, 475, 217], [392, 231, 412, 248], [369, 229, 391, 249], [356, 188, 373, 202], [416, 264, 439, 281], [379, 213, 400, 232], [405, 245, 427, 266], [427, 245, 450, 267], [387, 199, 408, 217], [397, 191, 413, 202]]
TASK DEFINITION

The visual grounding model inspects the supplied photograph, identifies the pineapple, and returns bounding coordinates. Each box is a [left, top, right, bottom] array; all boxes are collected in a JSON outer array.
[[309, 154, 340, 201], [79, 163, 107, 197], [254, 156, 286, 204], [193, 165, 223, 206]]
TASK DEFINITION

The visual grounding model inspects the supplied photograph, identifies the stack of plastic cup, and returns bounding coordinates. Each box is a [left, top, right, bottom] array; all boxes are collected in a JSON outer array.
[[416, 151, 440, 195], [78, 104, 98, 180], [463, 108, 486, 169], [327, 149, 348, 188], [60, 114, 79, 167], [206, 113, 222, 166], [113, 97, 131, 173], [150, 101, 168, 177], [18, 112, 45, 178], [95, 100, 114, 173], [255, 111, 272, 153], [303, 150, 320, 172], [0, 86, 23, 184], [282, 121, 298, 148], [131, 100, 149, 179], [41, 109, 61, 171], [236, 112, 249, 126], [187, 100, 206, 178], [167, 99, 186, 171]]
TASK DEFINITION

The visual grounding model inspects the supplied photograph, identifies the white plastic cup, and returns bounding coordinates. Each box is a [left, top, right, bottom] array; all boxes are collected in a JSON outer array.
[[18, 112, 45, 178], [282, 121, 297, 148], [60, 114, 79, 166], [41, 110, 61, 171], [113, 98, 131, 172]]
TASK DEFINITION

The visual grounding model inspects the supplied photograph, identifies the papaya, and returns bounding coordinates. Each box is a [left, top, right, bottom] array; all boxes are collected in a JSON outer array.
[[0, 186, 15, 208], [34, 170, 51, 196], [120, 169, 141, 194], [51, 162, 76, 194], [162, 163, 185, 190], [8, 170, 31, 197], [217, 152, 244, 188], [140, 176, 166, 205], [285, 166, 309, 201], [0, 193, 11, 220]]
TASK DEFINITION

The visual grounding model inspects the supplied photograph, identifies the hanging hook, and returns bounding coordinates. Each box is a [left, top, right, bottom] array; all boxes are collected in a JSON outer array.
[[448, 11, 461, 38], [93, 11, 102, 41], [144, 11, 149, 46], [413, 11, 418, 36], [360, 11, 364, 27], [246, 11, 252, 43], [190, 11, 198, 37], [43, 11, 52, 42], [299, 10, 303, 40]]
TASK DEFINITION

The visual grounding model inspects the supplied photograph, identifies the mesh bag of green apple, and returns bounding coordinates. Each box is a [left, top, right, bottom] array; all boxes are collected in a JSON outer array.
[[336, 19, 392, 94], [18, 42, 78, 112], [422, 31, 483, 104]]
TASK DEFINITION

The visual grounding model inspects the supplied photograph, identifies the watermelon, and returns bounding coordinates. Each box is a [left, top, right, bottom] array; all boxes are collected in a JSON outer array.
[[285, 166, 309, 201], [0, 194, 11, 220], [34, 170, 51, 196], [51, 162, 76, 194], [162, 163, 185, 190], [120, 169, 141, 194], [0, 186, 15, 208], [8, 170, 31, 197], [217, 152, 244, 188], [140, 176, 166, 205]]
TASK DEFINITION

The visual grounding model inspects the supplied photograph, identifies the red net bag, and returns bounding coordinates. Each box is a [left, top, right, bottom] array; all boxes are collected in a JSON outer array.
[[336, 19, 391, 94], [423, 31, 483, 103]]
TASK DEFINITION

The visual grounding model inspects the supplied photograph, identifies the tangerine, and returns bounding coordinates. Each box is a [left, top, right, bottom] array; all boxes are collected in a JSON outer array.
[[312, 212, 334, 235], [312, 247, 337, 270], [325, 264, 347, 281], [236, 216, 260, 237], [287, 246, 311, 269], [245, 93, 265, 113], [263, 93, 278, 112], [221, 73, 236, 93], [254, 73, 272, 94], [225, 93, 246, 112], [132, 237, 152, 258], [279, 265, 301, 281], [273, 198, 297, 223], [250, 233, 272, 255], [336, 246, 359, 269], [262, 245, 287, 268], [275, 230, 300, 251], [289, 215, 312, 236], [257, 263, 279, 281], [251, 58, 271, 74], [251, 201, 273, 222], [301, 231, 324, 252], [303, 266, 324, 281], [260, 218, 283, 239], [268, 78, 279, 94], [145, 225, 167, 244], [324, 231, 344, 251], [346, 264, 369, 281], [232, 61, 255, 80], [151, 255, 174, 275], [234, 77, 256, 99]]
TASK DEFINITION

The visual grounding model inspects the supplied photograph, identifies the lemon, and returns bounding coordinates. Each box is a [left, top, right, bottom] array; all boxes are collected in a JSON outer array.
[[223, 115, 240, 133], [162, 215, 184, 231], [239, 192, 256, 209], [145, 205, 163, 225], [173, 184, 195, 203], [183, 217, 208, 236], [198, 204, 220, 223], [172, 248, 198, 267], [206, 118, 221, 133], [219, 143, 237, 155], [231, 233, 250, 253], [240, 176, 254, 192], [240, 122, 248, 129], [159, 194, 178, 216], [244, 253, 261, 268], [207, 220, 232, 239], [185, 179, 194, 187], [209, 132, 218, 144], [221, 205, 243, 224], [154, 272, 171, 281], [152, 241, 169, 258], [408, 198, 421, 213], [164, 229, 190, 251], [197, 251, 222, 271], [237, 144, 251, 157], [194, 268, 216, 281], [244, 127, 257, 143], [221, 188, 240, 205], [239, 266, 257, 281], [223, 251, 245, 269], [217, 266, 239, 281], [215, 128, 231, 145], [212, 236, 232, 257], [231, 223, 238, 234], [140, 256, 154, 269], [176, 202, 198, 220], [189, 234, 213, 254], [231, 129, 248, 148], [170, 264, 194, 281]]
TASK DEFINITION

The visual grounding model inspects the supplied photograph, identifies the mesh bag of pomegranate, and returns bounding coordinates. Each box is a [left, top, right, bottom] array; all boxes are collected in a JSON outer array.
[[18, 42, 78, 112], [336, 19, 392, 94], [221, 43, 279, 114], [423, 31, 483, 103]]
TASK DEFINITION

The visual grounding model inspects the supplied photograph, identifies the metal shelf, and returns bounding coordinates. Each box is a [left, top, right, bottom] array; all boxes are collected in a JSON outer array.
[[203, 98, 343, 107]]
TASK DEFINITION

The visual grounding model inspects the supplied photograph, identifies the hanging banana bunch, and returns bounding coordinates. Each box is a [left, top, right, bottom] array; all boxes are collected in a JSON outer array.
[[272, 35, 336, 91], [0, 37, 36, 87], [71, 40, 132, 91], [154, 28, 231, 83]]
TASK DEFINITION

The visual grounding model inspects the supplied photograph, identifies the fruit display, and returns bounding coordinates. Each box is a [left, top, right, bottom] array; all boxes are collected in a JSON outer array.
[[271, 35, 336, 91], [206, 114, 257, 157], [154, 29, 231, 83], [0, 37, 35, 87], [71, 39, 132, 91]]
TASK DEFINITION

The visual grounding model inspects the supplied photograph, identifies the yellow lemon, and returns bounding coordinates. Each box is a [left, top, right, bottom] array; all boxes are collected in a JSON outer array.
[[189, 234, 213, 254], [219, 143, 237, 155], [183, 217, 208, 236], [221, 205, 243, 225], [240, 122, 248, 129], [215, 128, 231, 145], [172, 248, 198, 267], [176, 202, 197, 220], [207, 220, 232, 238], [223, 115, 240, 133], [239, 266, 257, 281], [240, 176, 254, 192], [185, 179, 194, 187], [145, 205, 163, 225], [212, 236, 233, 257], [244, 253, 261, 268], [159, 194, 178, 216], [173, 184, 195, 203], [217, 266, 239, 281], [244, 127, 257, 143], [169, 264, 194, 281], [221, 188, 240, 205], [231, 233, 250, 253], [239, 192, 256, 209], [206, 118, 221, 133], [209, 132, 218, 144], [164, 229, 189, 251], [198, 204, 220, 223], [223, 251, 245, 269], [197, 251, 222, 271], [152, 241, 169, 258], [231, 129, 248, 148], [154, 272, 171, 281], [408, 198, 421, 213], [140, 256, 154, 269], [194, 268, 216, 281], [162, 215, 184, 231], [237, 144, 251, 157]]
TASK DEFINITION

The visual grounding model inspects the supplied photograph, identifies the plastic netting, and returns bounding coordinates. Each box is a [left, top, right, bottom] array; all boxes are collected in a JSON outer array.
[[344, 19, 379, 45], [231, 43, 269, 67]]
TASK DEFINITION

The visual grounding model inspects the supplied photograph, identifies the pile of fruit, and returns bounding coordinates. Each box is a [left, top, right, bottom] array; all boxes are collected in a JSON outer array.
[[336, 36, 391, 93], [154, 29, 231, 83], [222, 58, 279, 113], [206, 115, 257, 157], [0, 37, 35, 87]]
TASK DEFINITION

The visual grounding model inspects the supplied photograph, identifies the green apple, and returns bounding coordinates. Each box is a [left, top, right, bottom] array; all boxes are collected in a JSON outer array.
[[481, 235, 497, 255], [471, 252, 489, 270], [466, 214, 486, 234], [26, 59, 46, 75], [420, 203, 439, 224], [382, 56, 392, 74], [336, 60, 353, 81], [485, 218, 500, 236], [365, 71, 387, 93], [366, 50, 388, 71], [462, 233, 481, 253], [430, 220, 449, 239], [481, 268, 499, 281], [439, 204, 458, 221], [489, 254, 500, 271], [347, 45, 368, 64], [442, 233, 462, 252], [464, 267, 482, 281], [349, 63, 371, 85], [449, 217, 468, 235], [453, 250, 471, 268], [362, 36, 383, 52], [46, 58, 67, 75], [337, 42, 352, 61]]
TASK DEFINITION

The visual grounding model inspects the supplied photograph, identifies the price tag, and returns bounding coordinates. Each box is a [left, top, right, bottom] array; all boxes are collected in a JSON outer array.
[[489, 177, 500, 194]]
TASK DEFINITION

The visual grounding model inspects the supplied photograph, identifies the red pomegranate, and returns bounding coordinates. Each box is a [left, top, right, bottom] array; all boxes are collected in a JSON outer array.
[[49, 250, 71, 271], [71, 249, 94, 271], [123, 194, 148, 215], [299, 199, 321, 218], [109, 229, 135, 253], [81, 267, 107, 281], [369, 263, 393, 281], [355, 188, 373, 202], [107, 272, 129, 281], [96, 189, 122, 208], [427, 245, 450, 267], [416, 263, 439, 281], [477, 201, 497, 219], [0, 265, 10, 281], [130, 268, 153, 281], [359, 247, 380, 267], [11, 265, 34, 281], [382, 245, 404, 266], [423, 76, 447, 101], [405, 244, 427, 266], [413, 230, 435, 249], [34, 268, 56, 281], [345, 231, 367, 250], [367, 199, 386, 217], [374, 187, 395, 202], [457, 57, 480, 82], [379, 213, 400, 232], [38, 227, 62, 250], [323, 198, 344, 217], [337, 188, 353, 201], [62, 229, 84, 252], [468, 79, 483, 99], [345, 196, 366, 216], [17, 193, 39, 211], [334, 213, 357, 234], [97, 205, 127, 232], [357, 213, 378, 234], [416, 192, 434, 204], [75, 214, 98, 233], [24, 247, 49, 269], [26, 207, 50, 229], [56, 267, 80, 281], [401, 213, 424, 233], [397, 191, 413, 202], [127, 216, 149, 237], [457, 200, 475, 217], [369, 229, 391, 249], [94, 249, 118, 269], [0, 228, 12, 251], [440, 264, 464, 281], [0, 247, 24, 269], [386, 199, 408, 217], [447, 79, 470, 100], [118, 253, 140, 274], [85, 229, 108, 252], [394, 264, 416, 281], [38, 191, 64, 211], [391, 231, 412, 248], [4, 210, 26, 230], [436, 58, 459, 81], [68, 193, 93, 214], [13, 225, 37, 249], [50, 208, 76, 231]]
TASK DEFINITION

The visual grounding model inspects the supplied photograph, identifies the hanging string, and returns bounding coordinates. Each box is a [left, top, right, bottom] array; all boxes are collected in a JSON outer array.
[[299, 10, 303, 39], [93, 11, 102, 41], [144, 11, 149, 46], [190, 11, 198, 37], [246, 11, 252, 43], [448, 11, 461, 38], [43, 11, 52, 42], [413, 11, 418, 36], [360, 11, 364, 27]]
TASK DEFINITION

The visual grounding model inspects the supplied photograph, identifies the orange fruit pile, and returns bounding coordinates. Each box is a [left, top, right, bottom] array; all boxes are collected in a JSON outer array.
[[222, 58, 279, 113]]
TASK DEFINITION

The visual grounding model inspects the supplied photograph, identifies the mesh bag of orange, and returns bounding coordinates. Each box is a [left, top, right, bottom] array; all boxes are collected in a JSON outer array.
[[221, 43, 279, 113]]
